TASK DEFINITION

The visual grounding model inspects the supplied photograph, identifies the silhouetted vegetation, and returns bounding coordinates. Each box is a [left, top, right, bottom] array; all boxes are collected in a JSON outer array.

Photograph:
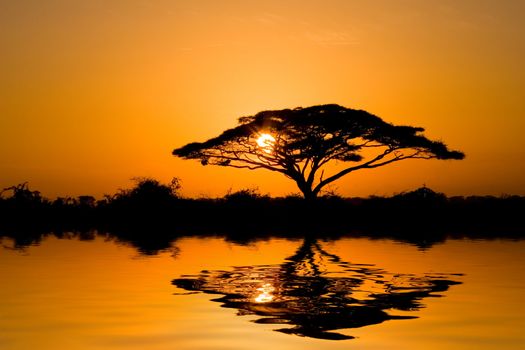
[[173, 104, 464, 199], [1, 179, 524, 253]]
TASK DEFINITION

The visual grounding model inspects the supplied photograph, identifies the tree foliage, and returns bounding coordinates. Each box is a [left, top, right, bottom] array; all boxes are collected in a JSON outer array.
[[173, 104, 464, 199]]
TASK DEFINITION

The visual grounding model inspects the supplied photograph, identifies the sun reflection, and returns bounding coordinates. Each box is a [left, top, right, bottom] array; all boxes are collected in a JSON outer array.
[[254, 283, 275, 303], [173, 239, 464, 340], [256, 133, 275, 153]]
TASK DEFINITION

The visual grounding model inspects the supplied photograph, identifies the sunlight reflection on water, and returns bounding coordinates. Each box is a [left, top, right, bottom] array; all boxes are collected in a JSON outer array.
[[1, 235, 525, 349], [255, 283, 276, 303], [172, 239, 464, 340]]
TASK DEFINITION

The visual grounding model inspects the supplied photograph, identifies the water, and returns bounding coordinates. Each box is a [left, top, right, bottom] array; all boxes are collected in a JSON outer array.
[[1, 234, 524, 349]]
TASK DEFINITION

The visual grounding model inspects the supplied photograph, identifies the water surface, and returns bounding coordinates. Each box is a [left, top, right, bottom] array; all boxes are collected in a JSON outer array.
[[1, 234, 524, 349]]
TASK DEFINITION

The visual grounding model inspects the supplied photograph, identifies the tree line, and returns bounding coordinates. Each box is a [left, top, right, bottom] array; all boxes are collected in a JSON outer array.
[[1, 178, 524, 237]]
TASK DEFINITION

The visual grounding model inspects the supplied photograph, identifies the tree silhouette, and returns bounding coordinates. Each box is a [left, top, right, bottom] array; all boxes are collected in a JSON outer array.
[[174, 104, 464, 200]]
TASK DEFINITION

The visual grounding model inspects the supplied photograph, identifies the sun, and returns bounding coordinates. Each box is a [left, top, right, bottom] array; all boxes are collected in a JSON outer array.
[[256, 133, 275, 151]]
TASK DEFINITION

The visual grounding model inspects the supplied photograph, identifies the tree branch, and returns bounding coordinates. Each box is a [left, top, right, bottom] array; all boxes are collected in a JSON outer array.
[[312, 148, 395, 194]]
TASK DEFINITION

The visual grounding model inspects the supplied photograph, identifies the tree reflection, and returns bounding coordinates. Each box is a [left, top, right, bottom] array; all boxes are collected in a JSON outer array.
[[172, 238, 462, 340]]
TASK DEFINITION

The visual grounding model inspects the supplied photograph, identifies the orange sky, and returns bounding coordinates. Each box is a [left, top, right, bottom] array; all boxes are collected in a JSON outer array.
[[1, 0, 524, 198]]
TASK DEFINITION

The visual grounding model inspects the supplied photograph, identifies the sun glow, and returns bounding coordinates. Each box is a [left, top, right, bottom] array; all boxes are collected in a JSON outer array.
[[256, 133, 275, 153], [254, 283, 275, 303]]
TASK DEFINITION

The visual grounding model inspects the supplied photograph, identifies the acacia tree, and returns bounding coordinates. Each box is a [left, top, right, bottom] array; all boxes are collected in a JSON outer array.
[[173, 104, 464, 200]]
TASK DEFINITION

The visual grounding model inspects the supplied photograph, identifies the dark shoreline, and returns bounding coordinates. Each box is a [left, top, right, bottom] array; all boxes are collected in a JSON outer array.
[[2, 185, 524, 254]]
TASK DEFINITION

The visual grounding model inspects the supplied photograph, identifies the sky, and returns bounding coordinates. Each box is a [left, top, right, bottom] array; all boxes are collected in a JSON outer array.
[[1, 0, 524, 198]]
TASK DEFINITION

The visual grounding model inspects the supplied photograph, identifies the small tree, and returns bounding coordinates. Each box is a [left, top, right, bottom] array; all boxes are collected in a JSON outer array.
[[1, 182, 43, 203], [173, 104, 464, 200], [114, 177, 182, 203]]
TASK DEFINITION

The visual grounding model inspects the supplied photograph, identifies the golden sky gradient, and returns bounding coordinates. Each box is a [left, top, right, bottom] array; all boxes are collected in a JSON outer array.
[[1, 0, 524, 198]]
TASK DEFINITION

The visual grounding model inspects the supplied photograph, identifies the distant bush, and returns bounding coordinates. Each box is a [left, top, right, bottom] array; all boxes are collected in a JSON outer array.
[[113, 177, 181, 202], [224, 187, 268, 202]]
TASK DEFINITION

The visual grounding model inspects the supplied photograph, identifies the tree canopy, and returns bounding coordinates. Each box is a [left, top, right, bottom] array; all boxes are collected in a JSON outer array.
[[173, 104, 464, 199]]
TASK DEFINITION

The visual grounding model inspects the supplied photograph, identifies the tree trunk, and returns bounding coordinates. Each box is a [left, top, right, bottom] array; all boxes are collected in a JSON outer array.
[[299, 185, 318, 201], [304, 191, 318, 201], [294, 174, 319, 201]]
